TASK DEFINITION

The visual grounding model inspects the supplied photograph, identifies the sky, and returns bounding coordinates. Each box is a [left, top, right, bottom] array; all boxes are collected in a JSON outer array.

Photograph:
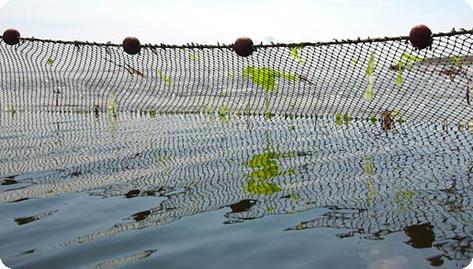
[[0, 0, 472, 45]]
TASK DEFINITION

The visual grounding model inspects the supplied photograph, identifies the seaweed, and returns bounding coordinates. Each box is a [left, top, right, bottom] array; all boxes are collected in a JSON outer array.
[[336, 113, 352, 127], [393, 53, 424, 88], [156, 70, 172, 86], [437, 60, 472, 105], [102, 57, 145, 78], [243, 66, 298, 93], [107, 93, 118, 118], [289, 45, 305, 64], [46, 58, 54, 66], [364, 52, 376, 101], [243, 66, 298, 119]]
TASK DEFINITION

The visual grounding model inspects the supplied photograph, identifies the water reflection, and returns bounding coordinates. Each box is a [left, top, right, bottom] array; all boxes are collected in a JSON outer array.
[[243, 131, 299, 196], [92, 249, 157, 269], [405, 223, 435, 249], [1, 112, 473, 268], [14, 210, 59, 226]]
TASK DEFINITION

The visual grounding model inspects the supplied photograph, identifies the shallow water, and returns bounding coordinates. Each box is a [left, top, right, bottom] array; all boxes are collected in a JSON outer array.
[[1, 112, 473, 269]]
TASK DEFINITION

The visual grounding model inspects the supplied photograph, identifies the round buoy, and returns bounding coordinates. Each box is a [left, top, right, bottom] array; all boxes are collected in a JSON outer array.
[[122, 37, 141, 55], [233, 37, 254, 57], [409, 24, 432, 50], [2, 28, 20, 45]]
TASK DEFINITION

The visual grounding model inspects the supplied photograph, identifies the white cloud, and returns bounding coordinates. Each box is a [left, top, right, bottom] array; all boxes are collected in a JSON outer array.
[[465, 0, 473, 9], [0, 0, 9, 9]]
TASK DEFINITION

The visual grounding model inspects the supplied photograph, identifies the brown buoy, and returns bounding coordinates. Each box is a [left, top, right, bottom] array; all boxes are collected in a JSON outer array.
[[409, 24, 432, 50], [122, 37, 141, 55], [2, 28, 20, 45], [233, 37, 254, 57]]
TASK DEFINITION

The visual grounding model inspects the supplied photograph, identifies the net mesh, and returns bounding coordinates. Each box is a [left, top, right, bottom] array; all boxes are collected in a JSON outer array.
[[1, 29, 473, 123], [3, 30, 473, 267]]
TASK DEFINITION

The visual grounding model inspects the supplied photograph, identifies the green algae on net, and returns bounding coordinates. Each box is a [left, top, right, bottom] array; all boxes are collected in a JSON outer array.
[[243, 66, 299, 119], [364, 51, 376, 101], [242, 66, 299, 93]]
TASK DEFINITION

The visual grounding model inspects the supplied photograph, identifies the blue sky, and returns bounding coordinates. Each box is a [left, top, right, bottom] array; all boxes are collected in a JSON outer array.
[[0, 0, 472, 44]]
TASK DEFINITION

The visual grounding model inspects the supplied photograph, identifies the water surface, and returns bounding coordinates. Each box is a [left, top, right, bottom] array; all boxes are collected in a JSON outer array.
[[1, 112, 473, 269]]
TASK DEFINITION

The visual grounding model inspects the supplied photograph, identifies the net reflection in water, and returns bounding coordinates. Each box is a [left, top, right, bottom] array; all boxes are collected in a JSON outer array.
[[0, 112, 473, 268]]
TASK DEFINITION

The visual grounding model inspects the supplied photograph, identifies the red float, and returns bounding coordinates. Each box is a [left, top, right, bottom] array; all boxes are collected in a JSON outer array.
[[233, 37, 254, 57], [122, 37, 141, 55], [2, 28, 20, 45], [409, 24, 432, 50]]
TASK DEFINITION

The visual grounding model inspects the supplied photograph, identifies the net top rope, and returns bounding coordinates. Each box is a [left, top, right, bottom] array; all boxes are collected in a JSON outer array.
[[1, 27, 472, 48]]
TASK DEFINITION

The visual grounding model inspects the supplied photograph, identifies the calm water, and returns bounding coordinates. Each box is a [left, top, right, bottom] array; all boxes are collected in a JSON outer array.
[[1, 112, 473, 269]]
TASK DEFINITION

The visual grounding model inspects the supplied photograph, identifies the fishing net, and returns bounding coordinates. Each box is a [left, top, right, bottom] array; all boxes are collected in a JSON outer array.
[[2, 29, 473, 267], [1, 29, 473, 124]]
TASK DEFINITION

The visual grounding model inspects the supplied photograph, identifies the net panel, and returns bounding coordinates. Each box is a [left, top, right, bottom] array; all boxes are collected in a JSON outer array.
[[0, 29, 473, 123]]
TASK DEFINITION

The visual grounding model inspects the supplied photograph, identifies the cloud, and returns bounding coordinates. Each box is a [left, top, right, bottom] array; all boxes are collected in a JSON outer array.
[[465, 0, 473, 10], [0, 0, 9, 9]]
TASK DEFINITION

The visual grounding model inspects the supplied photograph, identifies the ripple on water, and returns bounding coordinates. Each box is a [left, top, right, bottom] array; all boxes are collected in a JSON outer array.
[[0, 112, 473, 269]]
